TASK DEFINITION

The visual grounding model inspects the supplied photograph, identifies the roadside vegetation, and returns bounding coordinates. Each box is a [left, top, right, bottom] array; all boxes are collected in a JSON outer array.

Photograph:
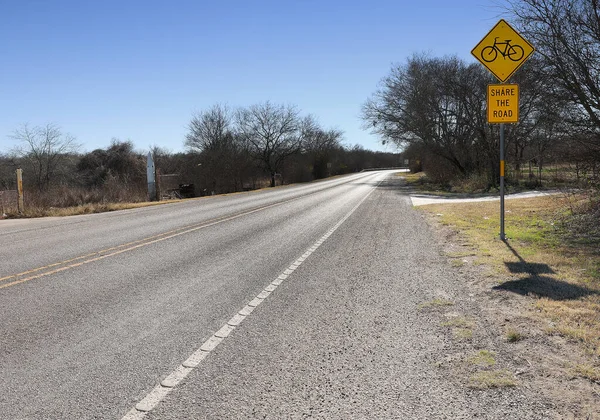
[[9, 200, 176, 218], [0, 104, 402, 218], [468, 370, 517, 389], [417, 298, 454, 310], [419, 194, 600, 379]]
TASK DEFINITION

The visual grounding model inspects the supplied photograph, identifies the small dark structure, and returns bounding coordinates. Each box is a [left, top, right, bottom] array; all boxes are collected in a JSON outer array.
[[179, 184, 195, 198]]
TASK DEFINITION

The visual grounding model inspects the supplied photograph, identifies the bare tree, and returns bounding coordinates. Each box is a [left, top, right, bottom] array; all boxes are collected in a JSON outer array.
[[185, 104, 234, 153], [362, 52, 561, 186], [185, 104, 250, 193], [510, 0, 600, 149], [236, 102, 310, 187], [0, 152, 18, 190], [303, 125, 344, 179], [10, 123, 80, 191], [362, 55, 487, 178], [303, 126, 343, 153]]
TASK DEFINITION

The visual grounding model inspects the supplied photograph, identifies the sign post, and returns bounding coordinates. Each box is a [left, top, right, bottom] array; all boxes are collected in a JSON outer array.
[[472, 19, 534, 241], [488, 84, 519, 239], [500, 124, 505, 240]]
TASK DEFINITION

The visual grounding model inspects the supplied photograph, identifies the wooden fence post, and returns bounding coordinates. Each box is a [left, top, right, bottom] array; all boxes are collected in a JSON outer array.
[[16, 168, 24, 213]]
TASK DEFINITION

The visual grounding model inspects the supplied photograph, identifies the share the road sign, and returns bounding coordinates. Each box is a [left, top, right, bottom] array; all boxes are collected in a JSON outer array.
[[471, 19, 535, 83], [488, 84, 519, 123], [472, 20, 534, 241]]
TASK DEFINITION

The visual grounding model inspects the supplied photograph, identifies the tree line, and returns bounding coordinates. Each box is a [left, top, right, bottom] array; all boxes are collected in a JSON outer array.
[[362, 0, 599, 190], [0, 102, 401, 209]]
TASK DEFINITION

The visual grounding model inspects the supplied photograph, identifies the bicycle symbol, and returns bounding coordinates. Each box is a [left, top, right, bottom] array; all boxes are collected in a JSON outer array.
[[480, 37, 525, 62]]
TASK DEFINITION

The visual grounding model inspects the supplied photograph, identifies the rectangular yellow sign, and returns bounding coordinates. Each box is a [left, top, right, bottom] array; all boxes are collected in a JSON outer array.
[[487, 84, 519, 123]]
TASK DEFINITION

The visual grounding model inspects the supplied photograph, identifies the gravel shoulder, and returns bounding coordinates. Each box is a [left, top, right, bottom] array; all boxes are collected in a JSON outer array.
[[147, 176, 553, 419]]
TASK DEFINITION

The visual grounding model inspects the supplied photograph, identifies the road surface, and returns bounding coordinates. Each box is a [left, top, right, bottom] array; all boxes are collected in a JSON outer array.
[[0, 171, 550, 419]]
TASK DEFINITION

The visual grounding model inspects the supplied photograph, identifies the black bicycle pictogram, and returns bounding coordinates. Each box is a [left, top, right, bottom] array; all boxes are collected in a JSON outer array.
[[481, 37, 524, 62]]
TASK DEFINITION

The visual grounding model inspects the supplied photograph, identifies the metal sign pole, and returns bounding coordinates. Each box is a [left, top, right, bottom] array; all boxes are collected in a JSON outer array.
[[500, 124, 506, 241]]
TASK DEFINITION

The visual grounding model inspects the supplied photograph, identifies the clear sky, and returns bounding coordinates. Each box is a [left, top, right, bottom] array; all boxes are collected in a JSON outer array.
[[0, 0, 506, 155]]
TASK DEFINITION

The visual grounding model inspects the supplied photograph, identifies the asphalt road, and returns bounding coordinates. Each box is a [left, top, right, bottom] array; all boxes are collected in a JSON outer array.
[[0, 171, 551, 419]]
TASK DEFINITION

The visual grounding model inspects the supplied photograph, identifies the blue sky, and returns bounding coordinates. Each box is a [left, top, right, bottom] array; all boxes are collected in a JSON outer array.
[[0, 0, 506, 154]]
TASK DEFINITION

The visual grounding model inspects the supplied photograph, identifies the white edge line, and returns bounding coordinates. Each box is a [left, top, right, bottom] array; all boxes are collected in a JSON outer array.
[[120, 180, 381, 419]]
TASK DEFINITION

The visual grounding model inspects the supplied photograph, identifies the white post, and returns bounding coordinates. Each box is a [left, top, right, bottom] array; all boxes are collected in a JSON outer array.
[[147, 152, 157, 201]]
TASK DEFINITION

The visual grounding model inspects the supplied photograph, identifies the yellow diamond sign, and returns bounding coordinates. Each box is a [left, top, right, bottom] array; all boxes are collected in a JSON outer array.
[[472, 19, 535, 82]]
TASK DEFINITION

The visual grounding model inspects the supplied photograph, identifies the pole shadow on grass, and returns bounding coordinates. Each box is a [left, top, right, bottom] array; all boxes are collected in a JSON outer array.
[[492, 241, 597, 300]]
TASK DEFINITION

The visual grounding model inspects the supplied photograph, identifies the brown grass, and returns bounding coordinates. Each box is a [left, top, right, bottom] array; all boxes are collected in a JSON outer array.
[[5, 200, 178, 218], [468, 350, 496, 367], [572, 364, 600, 382], [418, 298, 455, 310], [441, 316, 475, 329], [505, 327, 524, 343], [468, 369, 517, 389]]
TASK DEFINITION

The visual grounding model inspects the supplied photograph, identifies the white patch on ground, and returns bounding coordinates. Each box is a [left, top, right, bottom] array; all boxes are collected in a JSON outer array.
[[411, 190, 559, 207]]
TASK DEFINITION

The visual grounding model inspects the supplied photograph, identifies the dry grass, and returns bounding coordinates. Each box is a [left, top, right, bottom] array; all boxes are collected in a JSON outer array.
[[441, 316, 474, 329], [420, 194, 600, 358], [418, 298, 455, 310], [450, 259, 465, 267], [1, 182, 163, 218], [505, 328, 524, 343], [572, 364, 600, 382], [406, 163, 588, 195], [453, 328, 474, 340], [468, 369, 517, 389], [8, 200, 178, 218], [468, 350, 496, 367], [400, 172, 451, 194], [398, 172, 427, 183]]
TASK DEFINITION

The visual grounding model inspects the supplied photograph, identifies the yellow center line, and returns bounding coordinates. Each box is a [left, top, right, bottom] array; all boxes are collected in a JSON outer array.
[[0, 231, 183, 283], [0, 222, 215, 283], [0, 198, 295, 290]]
